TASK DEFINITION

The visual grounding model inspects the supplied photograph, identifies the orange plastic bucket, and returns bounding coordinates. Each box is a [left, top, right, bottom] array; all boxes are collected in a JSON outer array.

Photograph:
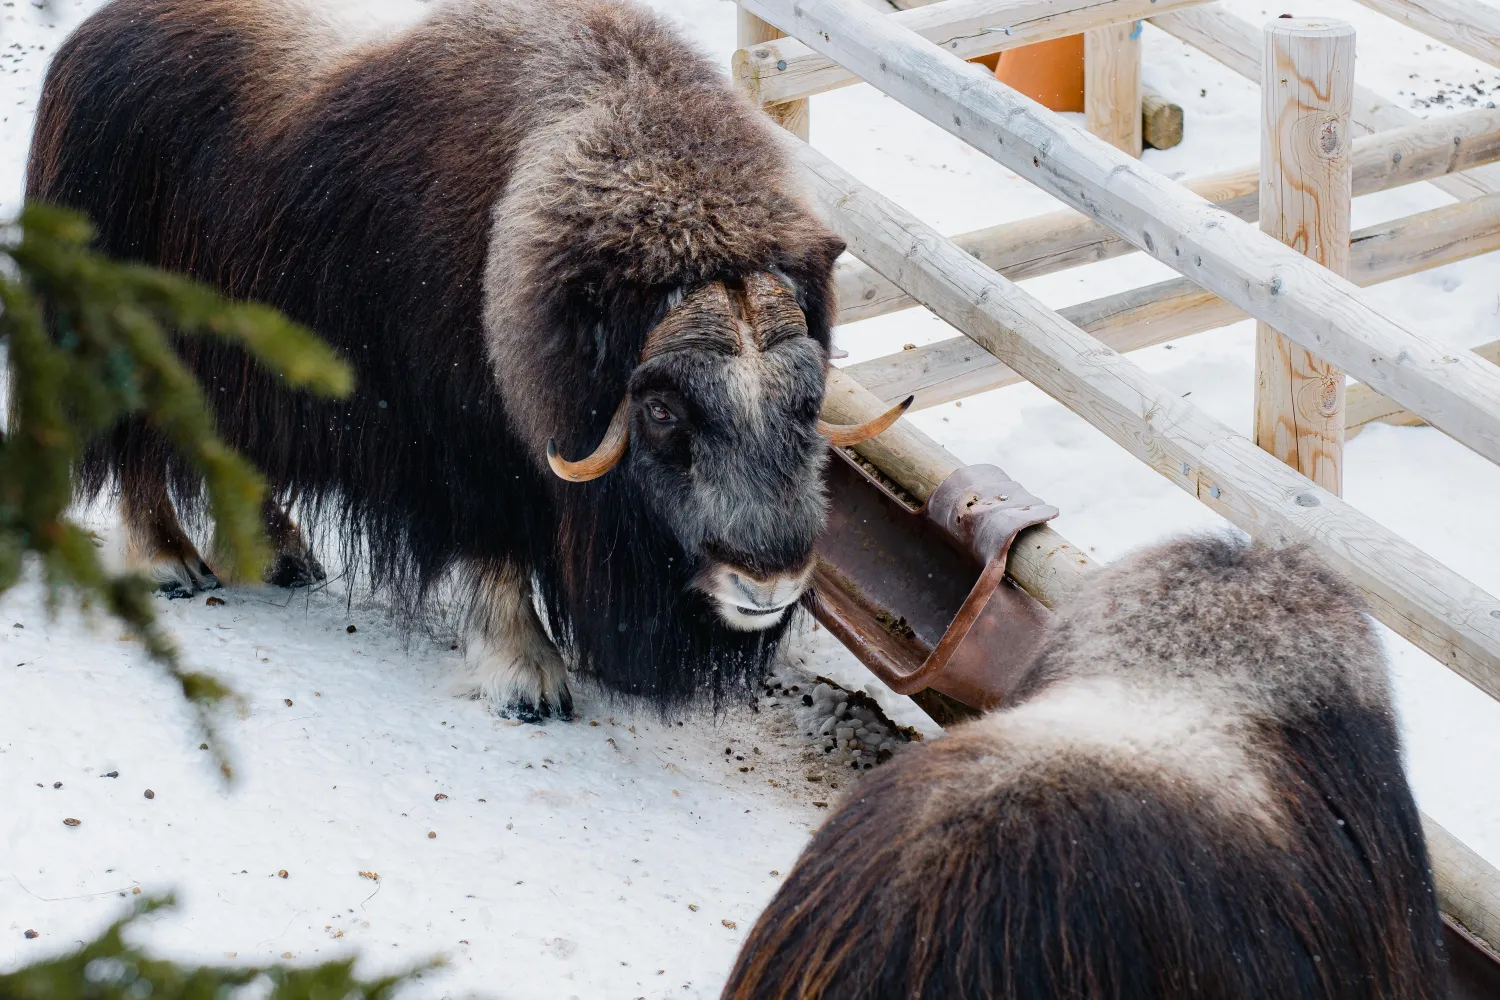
[[988, 35, 1084, 113]]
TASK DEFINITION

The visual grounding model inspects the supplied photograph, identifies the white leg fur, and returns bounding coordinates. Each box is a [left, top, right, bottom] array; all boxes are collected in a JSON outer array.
[[121, 486, 218, 596], [457, 562, 571, 720]]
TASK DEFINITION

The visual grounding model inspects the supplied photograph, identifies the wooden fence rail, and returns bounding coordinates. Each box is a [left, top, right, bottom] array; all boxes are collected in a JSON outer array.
[[834, 103, 1500, 324], [845, 191, 1500, 409], [1351, 0, 1500, 70]]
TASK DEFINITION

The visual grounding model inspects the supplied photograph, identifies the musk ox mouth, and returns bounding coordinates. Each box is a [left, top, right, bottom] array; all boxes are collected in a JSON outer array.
[[695, 562, 813, 632]]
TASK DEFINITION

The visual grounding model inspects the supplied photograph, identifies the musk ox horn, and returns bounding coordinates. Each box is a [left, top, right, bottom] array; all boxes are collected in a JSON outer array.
[[546, 397, 631, 482], [818, 395, 914, 447]]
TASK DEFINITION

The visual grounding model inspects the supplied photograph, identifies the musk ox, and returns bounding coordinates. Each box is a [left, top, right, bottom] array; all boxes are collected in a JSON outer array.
[[26, 0, 906, 719], [724, 536, 1448, 999]]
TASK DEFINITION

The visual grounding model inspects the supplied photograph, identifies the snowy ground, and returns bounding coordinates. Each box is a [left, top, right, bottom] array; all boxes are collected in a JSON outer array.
[[4, 0, 1500, 996]]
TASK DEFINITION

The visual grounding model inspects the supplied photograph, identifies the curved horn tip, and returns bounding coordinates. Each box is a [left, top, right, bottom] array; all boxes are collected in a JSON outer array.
[[545, 398, 632, 482], [546, 437, 604, 483], [818, 395, 915, 447]]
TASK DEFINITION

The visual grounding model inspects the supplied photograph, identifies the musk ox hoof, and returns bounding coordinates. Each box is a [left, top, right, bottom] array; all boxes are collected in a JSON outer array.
[[149, 557, 220, 599], [157, 580, 195, 600], [265, 550, 327, 589], [502, 686, 575, 724]]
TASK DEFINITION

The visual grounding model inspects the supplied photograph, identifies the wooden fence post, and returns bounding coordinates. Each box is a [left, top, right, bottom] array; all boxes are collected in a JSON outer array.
[[1254, 18, 1354, 495], [1085, 21, 1143, 156], [738, 8, 810, 139]]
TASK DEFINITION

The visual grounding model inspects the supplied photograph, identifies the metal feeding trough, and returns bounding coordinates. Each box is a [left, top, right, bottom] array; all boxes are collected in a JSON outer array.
[[811, 449, 1056, 724]]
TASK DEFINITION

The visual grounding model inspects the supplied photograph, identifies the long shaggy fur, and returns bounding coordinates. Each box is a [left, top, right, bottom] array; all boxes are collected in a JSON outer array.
[[724, 536, 1448, 998], [27, 0, 844, 708]]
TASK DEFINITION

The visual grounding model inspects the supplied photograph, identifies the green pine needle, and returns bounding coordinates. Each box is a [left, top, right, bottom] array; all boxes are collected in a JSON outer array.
[[0, 896, 439, 999]]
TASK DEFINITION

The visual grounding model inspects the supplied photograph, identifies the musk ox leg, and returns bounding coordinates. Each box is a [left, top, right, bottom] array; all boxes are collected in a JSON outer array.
[[121, 468, 219, 599], [460, 562, 572, 723], [262, 498, 326, 589]]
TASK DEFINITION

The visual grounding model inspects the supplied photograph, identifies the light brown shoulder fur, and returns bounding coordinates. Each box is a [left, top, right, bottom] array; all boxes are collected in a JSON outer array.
[[1016, 534, 1392, 719]]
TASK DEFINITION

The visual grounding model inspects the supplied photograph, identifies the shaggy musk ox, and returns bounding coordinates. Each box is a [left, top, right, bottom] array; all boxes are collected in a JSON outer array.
[[27, 0, 905, 718], [725, 536, 1447, 999]]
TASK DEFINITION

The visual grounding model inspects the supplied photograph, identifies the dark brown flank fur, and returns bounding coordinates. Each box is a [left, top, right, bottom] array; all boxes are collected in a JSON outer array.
[[724, 536, 1448, 999], [28, 0, 845, 709]]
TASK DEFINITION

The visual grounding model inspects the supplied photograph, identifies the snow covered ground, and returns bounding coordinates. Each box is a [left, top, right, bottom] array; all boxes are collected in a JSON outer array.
[[3, 0, 1500, 996]]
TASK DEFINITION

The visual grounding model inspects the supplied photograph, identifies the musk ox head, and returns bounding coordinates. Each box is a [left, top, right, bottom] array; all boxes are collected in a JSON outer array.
[[546, 273, 906, 632]]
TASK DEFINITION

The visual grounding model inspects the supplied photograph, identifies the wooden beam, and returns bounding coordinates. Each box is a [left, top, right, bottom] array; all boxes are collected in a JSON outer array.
[[789, 127, 1500, 700], [738, 7, 809, 139], [739, 0, 1500, 466], [1254, 18, 1354, 495], [1424, 816, 1500, 951], [1085, 21, 1143, 155], [1142, 89, 1184, 149], [1152, 3, 1500, 200], [735, 0, 1211, 107], [835, 103, 1500, 324], [1350, 0, 1500, 71], [1348, 339, 1500, 437], [847, 192, 1500, 408]]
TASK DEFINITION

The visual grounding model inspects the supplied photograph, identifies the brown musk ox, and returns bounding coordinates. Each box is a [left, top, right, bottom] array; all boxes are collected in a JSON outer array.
[[724, 535, 1448, 999], [25, 0, 906, 720]]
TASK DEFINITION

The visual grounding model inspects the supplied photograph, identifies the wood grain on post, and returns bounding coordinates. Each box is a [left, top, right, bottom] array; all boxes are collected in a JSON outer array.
[[738, 8, 809, 139], [1255, 18, 1354, 495], [1085, 21, 1143, 155]]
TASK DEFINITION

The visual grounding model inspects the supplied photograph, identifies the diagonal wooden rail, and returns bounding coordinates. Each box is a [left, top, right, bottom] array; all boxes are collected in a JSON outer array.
[[1350, 0, 1500, 70], [740, 0, 1500, 468], [846, 191, 1500, 410], [835, 103, 1500, 324]]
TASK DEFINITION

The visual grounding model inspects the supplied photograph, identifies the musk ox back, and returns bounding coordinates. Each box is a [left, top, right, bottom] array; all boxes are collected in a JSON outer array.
[[26, 0, 898, 719], [724, 536, 1447, 999]]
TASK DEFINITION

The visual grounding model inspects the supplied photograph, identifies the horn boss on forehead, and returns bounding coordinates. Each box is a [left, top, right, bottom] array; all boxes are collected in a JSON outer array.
[[545, 276, 913, 483]]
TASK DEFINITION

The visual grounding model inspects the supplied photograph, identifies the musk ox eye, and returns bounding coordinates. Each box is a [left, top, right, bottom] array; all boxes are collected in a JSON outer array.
[[646, 400, 676, 424]]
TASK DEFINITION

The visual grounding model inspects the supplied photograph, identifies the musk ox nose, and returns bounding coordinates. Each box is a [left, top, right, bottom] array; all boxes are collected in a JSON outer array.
[[695, 560, 814, 632]]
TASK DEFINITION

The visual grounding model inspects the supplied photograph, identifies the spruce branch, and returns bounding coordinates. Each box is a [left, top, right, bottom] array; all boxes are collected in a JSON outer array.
[[1, 202, 354, 781]]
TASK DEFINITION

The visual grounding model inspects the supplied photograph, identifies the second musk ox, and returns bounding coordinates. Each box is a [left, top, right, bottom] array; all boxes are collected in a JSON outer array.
[[27, 0, 906, 719], [725, 536, 1448, 999]]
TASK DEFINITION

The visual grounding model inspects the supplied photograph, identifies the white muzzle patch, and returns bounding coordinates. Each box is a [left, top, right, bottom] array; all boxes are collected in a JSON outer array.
[[696, 562, 813, 631]]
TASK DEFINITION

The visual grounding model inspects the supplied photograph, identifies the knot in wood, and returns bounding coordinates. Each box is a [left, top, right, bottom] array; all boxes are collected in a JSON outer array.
[[1316, 118, 1344, 158]]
